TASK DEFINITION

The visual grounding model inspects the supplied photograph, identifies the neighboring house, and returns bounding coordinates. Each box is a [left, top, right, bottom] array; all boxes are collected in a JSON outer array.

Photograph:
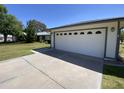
[[0, 34, 13, 42], [36, 31, 51, 43], [50, 17, 124, 60]]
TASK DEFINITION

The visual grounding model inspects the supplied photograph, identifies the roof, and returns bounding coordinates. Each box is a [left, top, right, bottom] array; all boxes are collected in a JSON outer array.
[[36, 32, 50, 36], [50, 17, 124, 30]]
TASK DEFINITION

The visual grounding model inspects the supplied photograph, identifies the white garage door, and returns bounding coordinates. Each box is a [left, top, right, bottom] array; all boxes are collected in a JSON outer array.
[[55, 29, 106, 58]]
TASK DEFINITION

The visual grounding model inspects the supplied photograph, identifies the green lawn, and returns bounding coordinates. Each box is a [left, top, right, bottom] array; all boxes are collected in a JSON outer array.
[[102, 64, 124, 89], [0, 42, 50, 61], [119, 44, 124, 57], [102, 44, 124, 89]]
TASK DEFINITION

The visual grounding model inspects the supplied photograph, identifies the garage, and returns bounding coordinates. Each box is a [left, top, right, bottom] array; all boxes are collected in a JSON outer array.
[[55, 28, 106, 58], [50, 17, 124, 60]]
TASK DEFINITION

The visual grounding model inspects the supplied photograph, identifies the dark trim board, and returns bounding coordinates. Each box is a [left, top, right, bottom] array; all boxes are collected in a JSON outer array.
[[115, 20, 121, 60], [50, 32, 52, 48], [53, 32, 55, 48], [54, 27, 110, 59], [104, 27, 108, 58]]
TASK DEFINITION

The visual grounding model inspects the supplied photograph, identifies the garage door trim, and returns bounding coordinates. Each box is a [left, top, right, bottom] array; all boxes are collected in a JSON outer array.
[[54, 27, 108, 58]]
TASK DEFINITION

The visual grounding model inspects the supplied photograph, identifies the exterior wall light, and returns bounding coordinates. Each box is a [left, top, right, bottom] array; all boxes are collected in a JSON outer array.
[[111, 27, 115, 32]]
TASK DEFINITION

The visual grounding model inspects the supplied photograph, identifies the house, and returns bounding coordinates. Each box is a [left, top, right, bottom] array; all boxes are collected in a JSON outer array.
[[0, 34, 13, 42], [36, 31, 51, 43], [50, 17, 124, 60]]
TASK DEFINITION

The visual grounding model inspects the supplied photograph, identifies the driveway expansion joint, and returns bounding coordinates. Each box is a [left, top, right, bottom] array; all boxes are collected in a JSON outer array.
[[22, 57, 66, 89], [0, 76, 17, 84]]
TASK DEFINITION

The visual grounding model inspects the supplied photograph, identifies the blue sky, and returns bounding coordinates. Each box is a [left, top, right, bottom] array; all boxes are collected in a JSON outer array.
[[4, 4, 124, 28]]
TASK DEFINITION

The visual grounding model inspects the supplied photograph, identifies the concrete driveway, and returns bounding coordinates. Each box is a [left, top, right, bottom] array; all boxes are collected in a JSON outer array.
[[0, 48, 103, 89]]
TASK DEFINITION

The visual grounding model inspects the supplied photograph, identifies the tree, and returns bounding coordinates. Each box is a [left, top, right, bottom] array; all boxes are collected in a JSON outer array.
[[0, 5, 23, 43], [29, 19, 47, 33], [13, 21, 24, 41], [120, 31, 124, 44], [25, 19, 47, 43], [0, 14, 23, 42], [25, 20, 36, 43], [0, 4, 7, 14]]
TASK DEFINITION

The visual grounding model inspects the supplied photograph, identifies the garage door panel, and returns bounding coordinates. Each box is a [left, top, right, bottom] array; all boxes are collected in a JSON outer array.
[[55, 29, 105, 58]]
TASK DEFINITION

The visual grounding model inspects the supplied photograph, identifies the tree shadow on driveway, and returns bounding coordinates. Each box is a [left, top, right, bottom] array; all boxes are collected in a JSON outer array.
[[33, 48, 104, 73]]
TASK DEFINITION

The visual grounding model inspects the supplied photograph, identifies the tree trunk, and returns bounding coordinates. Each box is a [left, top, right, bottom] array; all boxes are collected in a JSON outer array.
[[4, 34, 7, 43]]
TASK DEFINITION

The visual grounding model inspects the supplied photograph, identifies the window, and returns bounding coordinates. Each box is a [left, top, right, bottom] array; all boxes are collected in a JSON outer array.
[[69, 33, 72, 35], [80, 32, 84, 35], [60, 33, 63, 36], [87, 31, 92, 34], [96, 31, 102, 34], [0, 37, 3, 40], [74, 32, 78, 35], [64, 33, 67, 35], [56, 33, 59, 35]]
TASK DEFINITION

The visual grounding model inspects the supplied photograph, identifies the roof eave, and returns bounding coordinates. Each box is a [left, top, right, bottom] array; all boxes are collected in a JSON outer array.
[[49, 17, 124, 30]]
